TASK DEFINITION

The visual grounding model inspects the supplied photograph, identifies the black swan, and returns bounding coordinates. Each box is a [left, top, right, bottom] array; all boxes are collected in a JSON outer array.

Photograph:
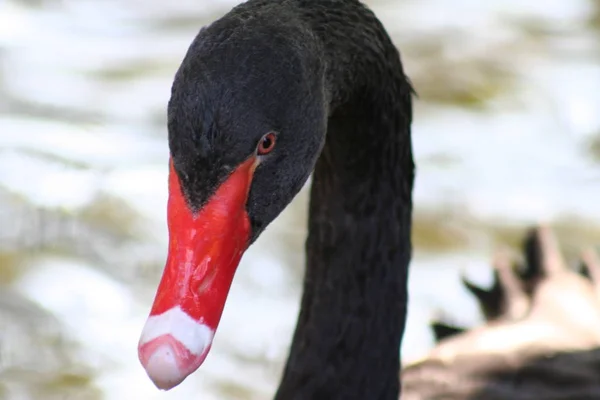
[[402, 226, 600, 400], [138, 0, 414, 398]]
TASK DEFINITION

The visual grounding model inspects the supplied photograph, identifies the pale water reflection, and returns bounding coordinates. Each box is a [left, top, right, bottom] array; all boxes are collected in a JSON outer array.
[[0, 0, 599, 399]]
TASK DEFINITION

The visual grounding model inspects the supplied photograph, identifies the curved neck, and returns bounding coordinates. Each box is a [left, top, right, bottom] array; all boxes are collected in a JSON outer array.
[[275, 2, 415, 399]]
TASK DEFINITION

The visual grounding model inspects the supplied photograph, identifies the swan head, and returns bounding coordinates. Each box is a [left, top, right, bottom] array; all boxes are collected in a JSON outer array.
[[138, 8, 327, 390]]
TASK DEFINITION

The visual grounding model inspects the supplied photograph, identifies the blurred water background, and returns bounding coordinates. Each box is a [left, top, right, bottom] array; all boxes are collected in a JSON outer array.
[[0, 0, 599, 398]]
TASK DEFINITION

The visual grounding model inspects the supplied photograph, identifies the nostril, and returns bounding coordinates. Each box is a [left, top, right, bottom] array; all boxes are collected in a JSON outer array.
[[196, 267, 218, 295]]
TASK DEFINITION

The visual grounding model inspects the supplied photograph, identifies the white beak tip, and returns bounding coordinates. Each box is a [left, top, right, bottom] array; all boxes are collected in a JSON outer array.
[[144, 342, 187, 390]]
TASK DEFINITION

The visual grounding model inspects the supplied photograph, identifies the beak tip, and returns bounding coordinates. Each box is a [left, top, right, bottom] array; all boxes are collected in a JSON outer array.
[[138, 306, 215, 390], [143, 342, 187, 390]]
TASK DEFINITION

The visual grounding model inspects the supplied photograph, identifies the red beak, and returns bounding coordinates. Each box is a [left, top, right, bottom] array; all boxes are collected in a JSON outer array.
[[138, 156, 257, 390]]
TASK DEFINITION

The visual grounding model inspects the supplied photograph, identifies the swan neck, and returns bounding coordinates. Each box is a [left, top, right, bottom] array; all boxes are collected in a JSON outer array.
[[276, 3, 415, 397]]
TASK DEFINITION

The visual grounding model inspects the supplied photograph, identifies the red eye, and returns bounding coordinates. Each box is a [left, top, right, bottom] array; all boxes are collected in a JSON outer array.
[[257, 132, 276, 155]]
